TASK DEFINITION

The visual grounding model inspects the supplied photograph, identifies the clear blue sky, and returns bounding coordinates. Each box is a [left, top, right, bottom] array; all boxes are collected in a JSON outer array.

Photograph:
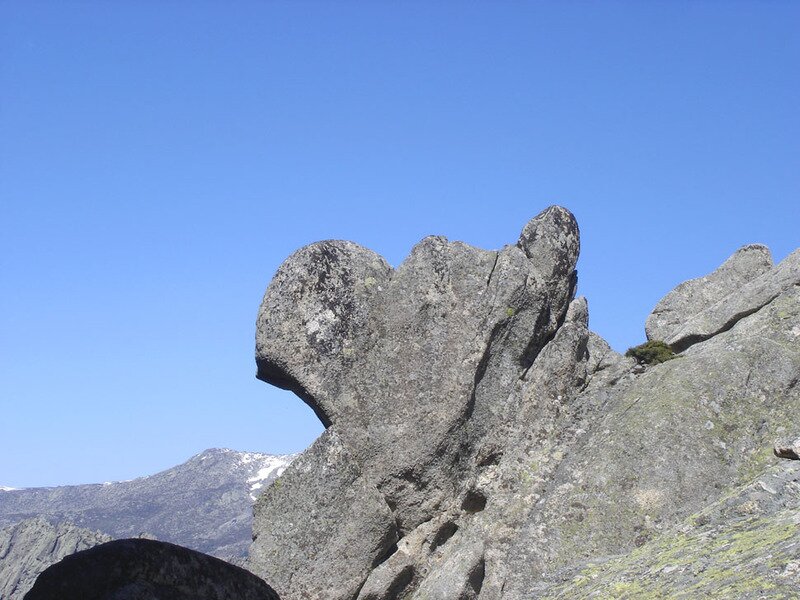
[[1, 2, 797, 488]]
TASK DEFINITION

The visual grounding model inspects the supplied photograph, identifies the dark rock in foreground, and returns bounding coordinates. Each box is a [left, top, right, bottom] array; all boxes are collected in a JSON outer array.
[[24, 538, 280, 600]]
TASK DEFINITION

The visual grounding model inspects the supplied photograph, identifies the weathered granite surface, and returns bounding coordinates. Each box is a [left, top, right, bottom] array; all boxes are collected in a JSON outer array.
[[251, 207, 800, 599], [649, 245, 800, 352], [645, 244, 773, 344]]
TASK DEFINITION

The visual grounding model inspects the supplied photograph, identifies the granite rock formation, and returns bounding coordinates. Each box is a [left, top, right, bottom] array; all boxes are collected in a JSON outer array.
[[647, 244, 800, 352], [250, 206, 800, 599], [644, 244, 773, 345]]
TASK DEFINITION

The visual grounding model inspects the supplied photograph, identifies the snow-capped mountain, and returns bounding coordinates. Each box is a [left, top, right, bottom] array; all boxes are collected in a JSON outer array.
[[0, 448, 295, 561], [237, 452, 292, 501]]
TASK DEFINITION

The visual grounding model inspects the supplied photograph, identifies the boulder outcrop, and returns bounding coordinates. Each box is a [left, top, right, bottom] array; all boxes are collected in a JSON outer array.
[[251, 206, 800, 599], [646, 244, 800, 352], [24, 538, 280, 600], [645, 244, 773, 344]]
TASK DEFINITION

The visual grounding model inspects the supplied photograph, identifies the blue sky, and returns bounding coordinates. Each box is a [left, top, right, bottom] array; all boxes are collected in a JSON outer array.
[[1, 2, 798, 488]]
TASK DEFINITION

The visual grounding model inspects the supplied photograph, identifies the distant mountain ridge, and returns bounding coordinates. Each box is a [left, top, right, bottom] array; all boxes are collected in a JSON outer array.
[[0, 448, 295, 561]]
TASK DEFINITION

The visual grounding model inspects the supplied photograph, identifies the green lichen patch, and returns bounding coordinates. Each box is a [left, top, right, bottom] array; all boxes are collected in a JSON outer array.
[[542, 511, 800, 599]]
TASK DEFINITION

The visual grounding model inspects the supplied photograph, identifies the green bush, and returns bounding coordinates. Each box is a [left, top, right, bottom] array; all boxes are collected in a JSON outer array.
[[625, 340, 676, 365]]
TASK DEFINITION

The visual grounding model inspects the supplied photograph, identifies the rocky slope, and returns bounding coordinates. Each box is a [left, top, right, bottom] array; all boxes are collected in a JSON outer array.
[[249, 206, 800, 599], [0, 517, 111, 600], [0, 448, 294, 561]]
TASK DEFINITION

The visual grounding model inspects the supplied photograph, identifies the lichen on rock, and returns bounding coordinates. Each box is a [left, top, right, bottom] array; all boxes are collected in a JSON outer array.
[[251, 207, 800, 599]]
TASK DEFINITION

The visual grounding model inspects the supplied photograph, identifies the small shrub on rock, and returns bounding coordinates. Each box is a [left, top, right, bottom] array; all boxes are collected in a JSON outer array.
[[625, 340, 676, 365]]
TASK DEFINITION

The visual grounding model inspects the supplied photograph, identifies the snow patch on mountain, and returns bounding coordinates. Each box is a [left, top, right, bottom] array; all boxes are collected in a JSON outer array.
[[0, 448, 299, 560], [245, 455, 292, 500]]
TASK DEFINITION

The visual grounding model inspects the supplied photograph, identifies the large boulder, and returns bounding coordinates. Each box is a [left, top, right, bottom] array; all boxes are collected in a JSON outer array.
[[256, 241, 392, 427], [24, 538, 280, 600], [251, 206, 580, 598], [647, 246, 799, 351], [252, 208, 800, 599], [645, 244, 772, 344]]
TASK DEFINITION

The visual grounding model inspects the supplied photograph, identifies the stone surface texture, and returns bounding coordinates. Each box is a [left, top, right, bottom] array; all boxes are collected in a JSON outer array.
[[251, 206, 800, 599], [24, 538, 280, 600], [648, 245, 800, 352], [251, 429, 396, 600], [645, 244, 773, 344]]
